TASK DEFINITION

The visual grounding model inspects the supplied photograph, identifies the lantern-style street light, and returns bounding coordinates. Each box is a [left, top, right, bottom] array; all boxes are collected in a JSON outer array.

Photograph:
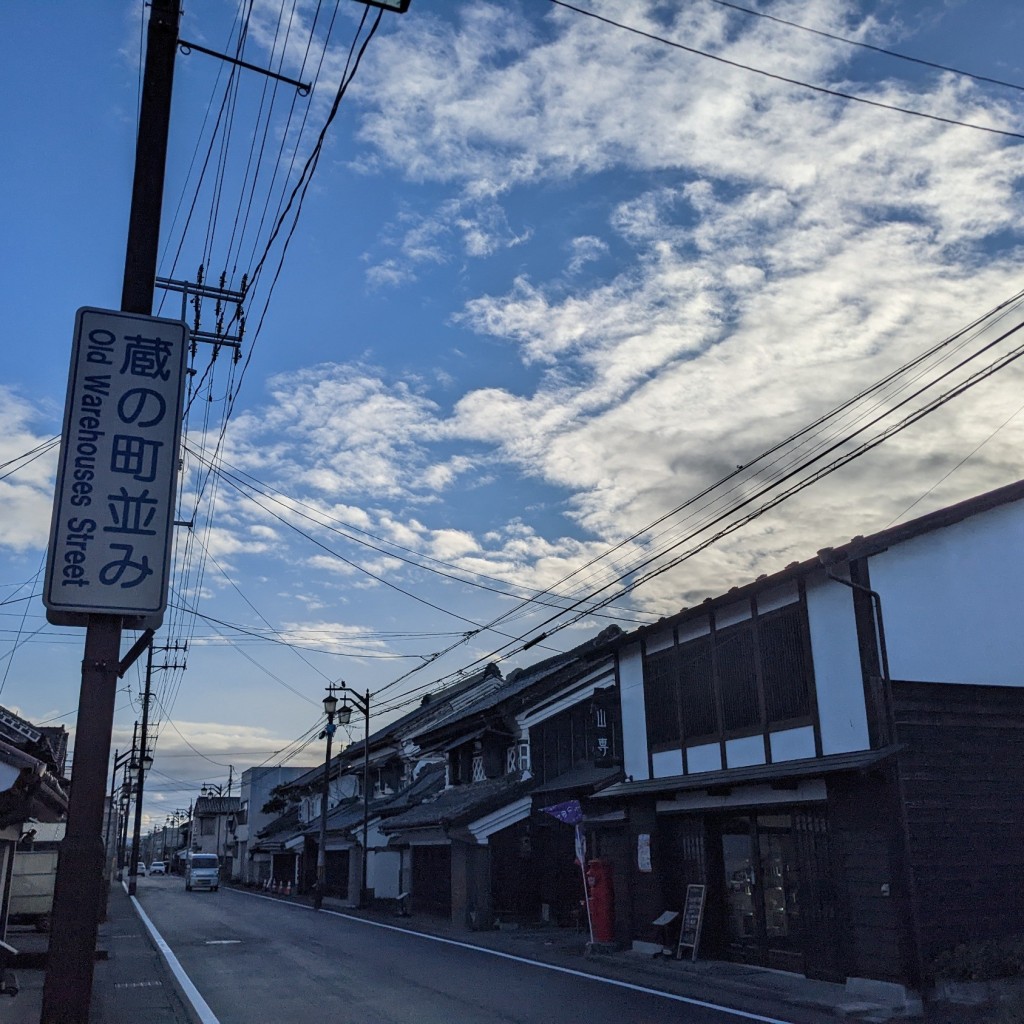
[[334, 683, 372, 907], [313, 684, 342, 910]]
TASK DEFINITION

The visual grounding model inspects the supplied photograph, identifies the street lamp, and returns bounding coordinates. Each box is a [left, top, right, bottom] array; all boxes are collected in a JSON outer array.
[[313, 684, 342, 911], [335, 683, 372, 907], [107, 745, 137, 883], [127, 751, 154, 896]]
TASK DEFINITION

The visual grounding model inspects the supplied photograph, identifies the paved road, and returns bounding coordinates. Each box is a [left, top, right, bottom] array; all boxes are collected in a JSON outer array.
[[134, 876, 789, 1024]]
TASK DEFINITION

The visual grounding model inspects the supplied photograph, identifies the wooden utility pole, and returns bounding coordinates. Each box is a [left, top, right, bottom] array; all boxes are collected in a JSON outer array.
[[40, 1, 181, 1019], [127, 641, 155, 897]]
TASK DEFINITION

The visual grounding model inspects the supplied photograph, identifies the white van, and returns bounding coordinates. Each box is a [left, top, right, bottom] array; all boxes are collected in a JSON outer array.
[[184, 853, 220, 892]]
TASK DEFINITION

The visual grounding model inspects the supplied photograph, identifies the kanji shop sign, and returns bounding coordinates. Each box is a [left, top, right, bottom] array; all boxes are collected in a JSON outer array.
[[44, 307, 188, 629]]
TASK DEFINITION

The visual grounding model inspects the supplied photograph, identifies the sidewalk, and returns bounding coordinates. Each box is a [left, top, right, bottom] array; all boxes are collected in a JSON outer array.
[[4, 880, 197, 1024]]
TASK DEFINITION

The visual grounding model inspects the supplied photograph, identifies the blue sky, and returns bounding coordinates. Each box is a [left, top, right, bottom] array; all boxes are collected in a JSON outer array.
[[2, 0, 1023, 827]]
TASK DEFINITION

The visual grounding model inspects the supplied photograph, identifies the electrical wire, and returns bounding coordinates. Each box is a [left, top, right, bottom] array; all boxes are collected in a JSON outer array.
[[548, 0, 1024, 140], [704, 0, 1024, 94]]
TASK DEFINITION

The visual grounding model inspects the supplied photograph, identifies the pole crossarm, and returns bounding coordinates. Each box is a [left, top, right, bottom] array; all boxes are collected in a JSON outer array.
[[178, 39, 311, 94]]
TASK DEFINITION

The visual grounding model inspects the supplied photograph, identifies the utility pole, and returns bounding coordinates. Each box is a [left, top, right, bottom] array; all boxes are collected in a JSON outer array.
[[41, 2, 181, 1020], [116, 724, 138, 882], [128, 638, 186, 893], [128, 640, 155, 896]]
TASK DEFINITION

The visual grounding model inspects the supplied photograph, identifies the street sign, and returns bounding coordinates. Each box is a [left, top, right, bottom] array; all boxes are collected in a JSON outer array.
[[44, 307, 188, 629]]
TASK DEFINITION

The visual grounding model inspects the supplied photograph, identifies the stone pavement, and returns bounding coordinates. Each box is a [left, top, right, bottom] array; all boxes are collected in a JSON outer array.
[[3, 879, 995, 1024], [4, 879, 197, 1024]]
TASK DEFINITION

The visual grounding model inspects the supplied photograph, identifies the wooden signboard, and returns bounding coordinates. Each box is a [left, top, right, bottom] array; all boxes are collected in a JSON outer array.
[[676, 883, 706, 961]]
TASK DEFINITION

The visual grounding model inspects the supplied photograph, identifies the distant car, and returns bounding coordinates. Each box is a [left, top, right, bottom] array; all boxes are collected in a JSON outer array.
[[149, 861, 167, 875], [185, 853, 219, 892]]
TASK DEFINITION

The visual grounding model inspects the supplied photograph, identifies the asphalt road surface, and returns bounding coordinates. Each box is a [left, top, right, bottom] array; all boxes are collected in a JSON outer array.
[[133, 875, 795, 1024]]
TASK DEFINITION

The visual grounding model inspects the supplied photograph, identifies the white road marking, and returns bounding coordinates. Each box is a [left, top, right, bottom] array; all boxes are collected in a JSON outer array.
[[129, 893, 221, 1024], [230, 888, 800, 1024]]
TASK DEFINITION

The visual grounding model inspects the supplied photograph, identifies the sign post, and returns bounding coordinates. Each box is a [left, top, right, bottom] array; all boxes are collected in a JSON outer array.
[[40, 309, 186, 1023]]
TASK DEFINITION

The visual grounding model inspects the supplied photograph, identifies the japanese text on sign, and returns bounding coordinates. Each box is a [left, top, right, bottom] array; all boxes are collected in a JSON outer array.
[[44, 308, 188, 629]]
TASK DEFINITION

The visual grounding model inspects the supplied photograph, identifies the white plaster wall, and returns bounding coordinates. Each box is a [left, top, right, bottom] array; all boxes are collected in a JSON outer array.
[[770, 725, 816, 763], [686, 742, 722, 774], [372, 848, 402, 898], [618, 643, 650, 781], [869, 500, 1024, 687], [726, 734, 765, 768], [805, 574, 871, 754], [652, 747, 683, 778]]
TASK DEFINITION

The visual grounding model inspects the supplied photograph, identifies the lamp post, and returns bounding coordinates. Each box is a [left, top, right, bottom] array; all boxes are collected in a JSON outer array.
[[313, 685, 341, 911], [127, 750, 155, 896], [202, 780, 230, 863], [335, 683, 372, 907], [106, 743, 137, 886]]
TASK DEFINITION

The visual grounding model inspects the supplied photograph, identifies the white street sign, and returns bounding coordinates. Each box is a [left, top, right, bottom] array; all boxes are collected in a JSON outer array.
[[44, 307, 189, 629]]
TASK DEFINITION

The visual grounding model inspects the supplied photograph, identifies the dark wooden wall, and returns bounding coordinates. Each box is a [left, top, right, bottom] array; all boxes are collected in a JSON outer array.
[[827, 771, 912, 983], [893, 679, 1024, 960]]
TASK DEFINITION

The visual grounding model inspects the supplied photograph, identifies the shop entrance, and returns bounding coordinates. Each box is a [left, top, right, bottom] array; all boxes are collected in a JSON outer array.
[[720, 813, 804, 972]]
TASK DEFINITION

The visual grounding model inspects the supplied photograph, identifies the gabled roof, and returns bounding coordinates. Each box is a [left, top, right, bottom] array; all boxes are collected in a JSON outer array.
[[310, 764, 448, 839], [622, 477, 1024, 645], [193, 795, 241, 816], [254, 805, 300, 842], [0, 704, 68, 777], [0, 737, 68, 828], [380, 772, 535, 834], [404, 626, 622, 750]]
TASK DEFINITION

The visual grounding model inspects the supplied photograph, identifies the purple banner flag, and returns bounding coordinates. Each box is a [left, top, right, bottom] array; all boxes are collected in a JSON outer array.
[[541, 799, 584, 825]]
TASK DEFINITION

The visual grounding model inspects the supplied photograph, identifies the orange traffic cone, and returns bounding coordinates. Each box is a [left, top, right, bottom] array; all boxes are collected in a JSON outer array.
[[285, 880, 292, 896]]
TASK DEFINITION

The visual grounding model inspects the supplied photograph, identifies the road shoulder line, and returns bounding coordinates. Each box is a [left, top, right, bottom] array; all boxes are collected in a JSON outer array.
[[228, 887, 796, 1024], [129, 891, 222, 1024]]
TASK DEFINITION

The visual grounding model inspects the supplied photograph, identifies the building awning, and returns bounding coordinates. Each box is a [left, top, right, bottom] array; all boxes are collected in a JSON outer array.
[[595, 745, 900, 800], [531, 764, 622, 795]]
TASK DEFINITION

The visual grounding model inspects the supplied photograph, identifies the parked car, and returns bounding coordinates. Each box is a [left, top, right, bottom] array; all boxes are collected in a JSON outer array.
[[149, 861, 167, 875]]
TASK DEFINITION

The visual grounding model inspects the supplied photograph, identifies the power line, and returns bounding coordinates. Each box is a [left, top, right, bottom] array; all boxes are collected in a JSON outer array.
[[704, 0, 1024, 95], [548, 0, 1024, 140]]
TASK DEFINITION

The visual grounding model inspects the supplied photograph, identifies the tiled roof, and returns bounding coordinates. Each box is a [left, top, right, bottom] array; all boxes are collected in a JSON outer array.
[[623, 478, 1024, 645], [193, 795, 241, 816], [404, 627, 621, 747], [254, 805, 300, 841], [380, 773, 535, 834]]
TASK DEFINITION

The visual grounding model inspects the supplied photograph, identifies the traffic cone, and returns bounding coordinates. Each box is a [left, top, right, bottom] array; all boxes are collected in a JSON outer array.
[[285, 880, 292, 896], [273, 880, 279, 894]]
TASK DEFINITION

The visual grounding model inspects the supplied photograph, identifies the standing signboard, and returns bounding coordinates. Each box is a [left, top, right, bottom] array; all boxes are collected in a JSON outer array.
[[44, 307, 188, 630], [676, 883, 707, 961]]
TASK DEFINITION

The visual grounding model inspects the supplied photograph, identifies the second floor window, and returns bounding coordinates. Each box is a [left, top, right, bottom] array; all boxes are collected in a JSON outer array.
[[642, 599, 813, 751]]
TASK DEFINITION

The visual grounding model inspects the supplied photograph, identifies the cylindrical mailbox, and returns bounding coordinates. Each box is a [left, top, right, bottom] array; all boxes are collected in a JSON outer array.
[[585, 858, 615, 943]]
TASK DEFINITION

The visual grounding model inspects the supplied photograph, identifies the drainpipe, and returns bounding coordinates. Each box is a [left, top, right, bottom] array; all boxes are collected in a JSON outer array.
[[818, 550, 927, 1002]]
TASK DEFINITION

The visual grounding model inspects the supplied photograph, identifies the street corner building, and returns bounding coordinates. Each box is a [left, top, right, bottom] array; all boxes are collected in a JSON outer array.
[[593, 478, 1024, 990]]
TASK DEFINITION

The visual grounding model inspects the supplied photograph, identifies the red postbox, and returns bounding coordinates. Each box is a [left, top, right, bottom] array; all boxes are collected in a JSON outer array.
[[585, 858, 615, 943]]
